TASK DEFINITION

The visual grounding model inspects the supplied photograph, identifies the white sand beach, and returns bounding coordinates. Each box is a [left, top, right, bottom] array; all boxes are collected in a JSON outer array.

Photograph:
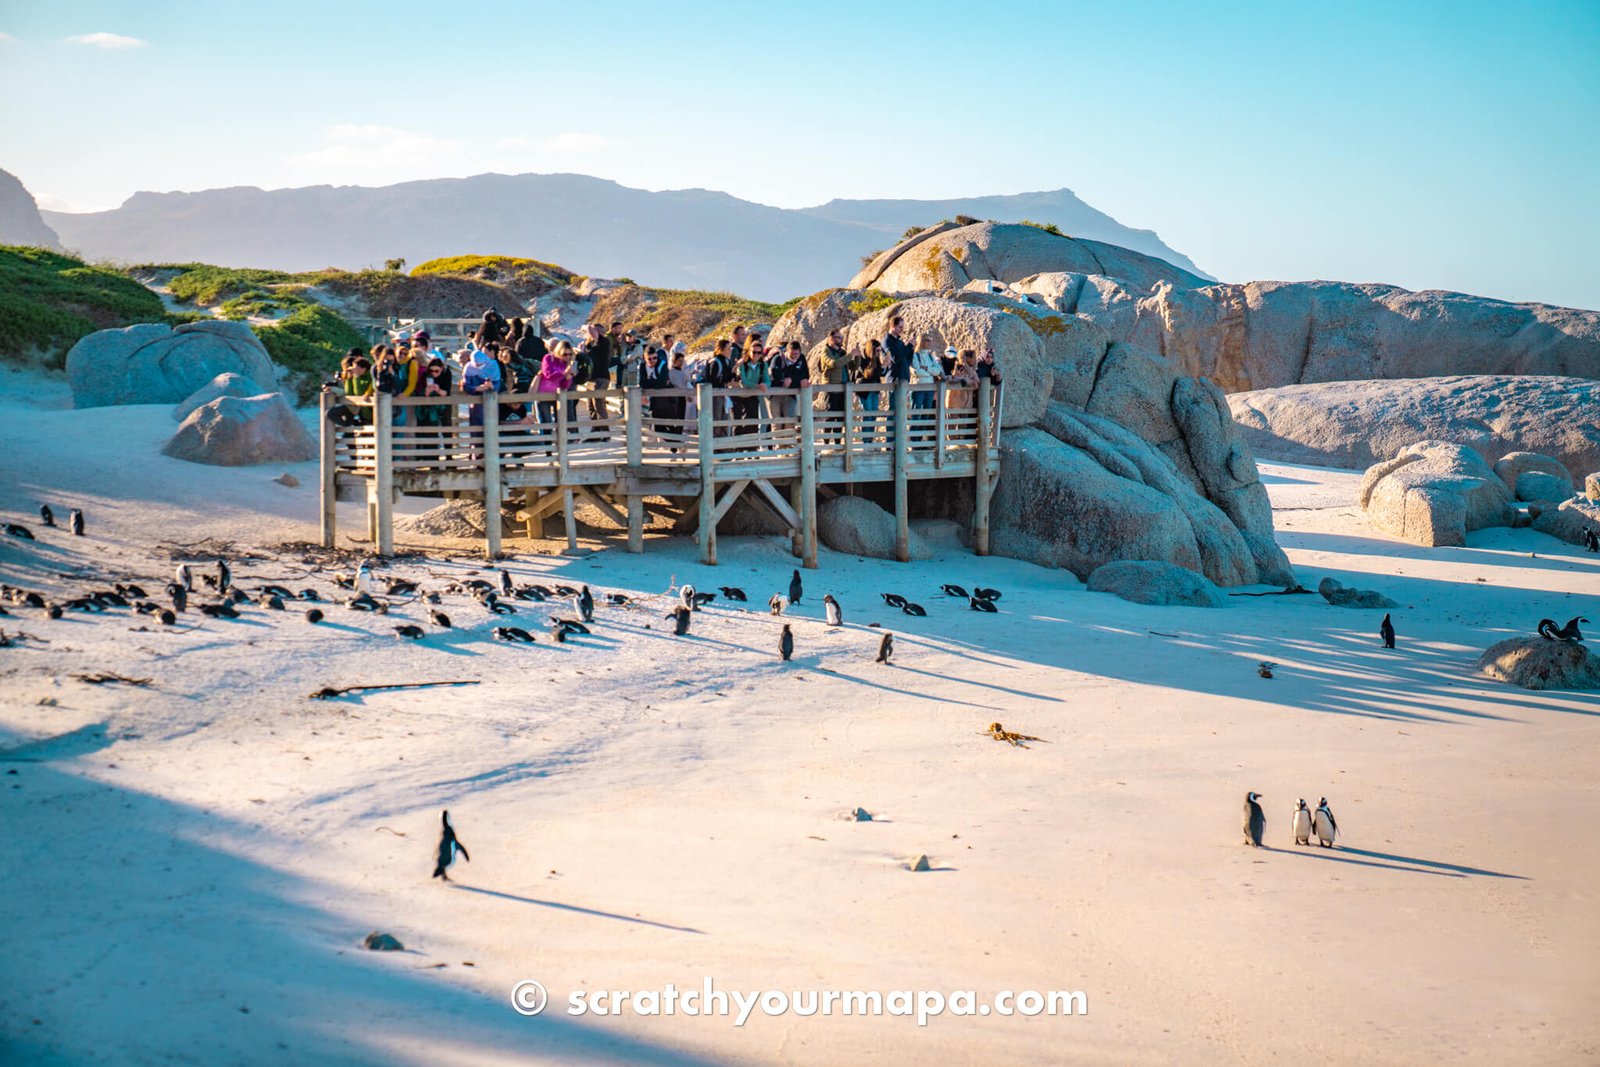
[[1, 371, 1597, 1065]]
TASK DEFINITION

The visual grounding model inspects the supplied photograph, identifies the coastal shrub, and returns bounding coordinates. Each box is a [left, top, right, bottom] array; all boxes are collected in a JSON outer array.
[[0, 246, 172, 368], [1019, 219, 1066, 237], [254, 303, 366, 400]]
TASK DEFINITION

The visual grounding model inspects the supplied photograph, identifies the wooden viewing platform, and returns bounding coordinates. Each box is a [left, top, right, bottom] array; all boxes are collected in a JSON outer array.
[[320, 381, 1003, 568]]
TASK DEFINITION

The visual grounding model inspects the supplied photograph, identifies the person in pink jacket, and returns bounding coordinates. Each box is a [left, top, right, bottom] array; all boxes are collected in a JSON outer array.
[[535, 340, 578, 427]]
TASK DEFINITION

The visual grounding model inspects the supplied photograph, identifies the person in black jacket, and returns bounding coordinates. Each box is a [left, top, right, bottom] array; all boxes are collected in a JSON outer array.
[[882, 315, 916, 412]]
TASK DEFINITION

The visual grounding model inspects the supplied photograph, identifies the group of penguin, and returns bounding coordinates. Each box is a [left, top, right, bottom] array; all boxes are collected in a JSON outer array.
[[3, 503, 86, 542], [1242, 792, 1338, 849]]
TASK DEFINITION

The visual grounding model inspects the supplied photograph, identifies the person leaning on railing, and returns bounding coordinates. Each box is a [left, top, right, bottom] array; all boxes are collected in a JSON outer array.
[[768, 341, 811, 418], [812, 329, 849, 412], [910, 334, 943, 410], [850, 338, 886, 413], [417, 353, 453, 427], [375, 343, 422, 426], [534, 340, 578, 429], [948, 349, 978, 409], [461, 345, 502, 446], [322, 347, 373, 427], [734, 342, 770, 436]]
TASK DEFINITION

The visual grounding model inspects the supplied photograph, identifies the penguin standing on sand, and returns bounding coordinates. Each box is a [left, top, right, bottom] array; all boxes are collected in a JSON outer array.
[[1292, 799, 1313, 846], [667, 606, 692, 636], [1313, 798, 1338, 847], [168, 582, 187, 614], [38, 505, 54, 528], [217, 559, 231, 595], [1242, 792, 1266, 847], [432, 810, 470, 881], [788, 569, 803, 605], [779, 624, 794, 662], [175, 563, 192, 591], [1586, 529, 1599, 553], [500, 568, 514, 596], [1380, 612, 1396, 649], [824, 594, 842, 627], [876, 632, 894, 664], [68, 509, 84, 536], [577, 585, 594, 623], [355, 562, 372, 596], [680, 584, 697, 612], [768, 594, 788, 616]]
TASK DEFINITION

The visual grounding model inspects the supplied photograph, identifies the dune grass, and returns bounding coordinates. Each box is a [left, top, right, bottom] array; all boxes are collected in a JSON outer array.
[[0, 246, 178, 368]]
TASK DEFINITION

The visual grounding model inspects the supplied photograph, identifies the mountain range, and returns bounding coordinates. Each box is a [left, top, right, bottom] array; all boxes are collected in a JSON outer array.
[[16, 171, 1207, 300]]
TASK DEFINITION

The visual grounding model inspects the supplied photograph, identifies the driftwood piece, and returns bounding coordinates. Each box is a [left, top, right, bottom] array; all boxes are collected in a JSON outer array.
[[309, 680, 480, 700], [71, 672, 152, 686], [1227, 585, 1314, 598]]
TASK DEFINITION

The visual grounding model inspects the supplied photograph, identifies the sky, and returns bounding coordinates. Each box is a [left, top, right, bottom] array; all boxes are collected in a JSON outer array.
[[1, 0, 1597, 309]]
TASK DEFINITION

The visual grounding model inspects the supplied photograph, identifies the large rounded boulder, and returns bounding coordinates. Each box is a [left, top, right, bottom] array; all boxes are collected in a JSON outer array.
[[1478, 637, 1600, 691], [68, 320, 278, 408], [817, 495, 931, 561], [1358, 441, 1516, 547], [1086, 560, 1226, 608], [162, 393, 315, 466]]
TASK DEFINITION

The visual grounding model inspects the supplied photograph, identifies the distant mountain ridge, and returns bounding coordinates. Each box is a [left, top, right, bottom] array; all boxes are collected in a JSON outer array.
[[0, 167, 61, 249], [36, 172, 1207, 301]]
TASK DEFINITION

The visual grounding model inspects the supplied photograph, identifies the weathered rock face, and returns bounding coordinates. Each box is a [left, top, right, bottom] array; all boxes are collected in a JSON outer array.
[[1478, 637, 1600, 691], [817, 496, 931, 561], [1586, 473, 1600, 503], [1086, 560, 1225, 607], [1493, 451, 1574, 496], [1227, 377, 1600, 476], [68, 320, 278, 408], [1516, 471, 1571, 504], [1359, 442, 1516, 546], [1317, 577, 1398, 609], [854, 221, 1210, 296], [1531, 497, 1600, 545], [162, 393, 315, 466], [765, 288, 871, 351], [172, 371, 268, 422], [0, 168, 60, 248]]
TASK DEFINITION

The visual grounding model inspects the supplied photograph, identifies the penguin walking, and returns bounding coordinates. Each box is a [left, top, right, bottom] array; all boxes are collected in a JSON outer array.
[[788, 569, 803, 605], [768, 594, 788, 616], [432, 810, 470, 881], [38, 504, 55, 527], [719, 586, 747, 602], [880, 593, 907, 609], [970, 596, 998, 613], [824, 594, 842, 627], [667, 606, 692, 636], [875, 632, 894, 664], [1242, 792, 1265, 847], [68, 508, 84, 536], [217, 559, 231, 595], [941, 583, 969, 598], [1292, 799, 1313, 846], [500, 568, 514, 596], [1584, 528, 1599, 553], [577, 585, 594, 623], [779, 624, 794, 662], [1313, 797, 1338, 848], [1380, 612, 1396, 649]]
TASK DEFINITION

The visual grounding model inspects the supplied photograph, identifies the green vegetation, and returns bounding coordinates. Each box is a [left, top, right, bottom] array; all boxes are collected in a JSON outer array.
[[0, 246, 175, 368], [255, 304, 366, 387], [1019, 219, 1067, 237], [1004, 305, 1077, 337], [411, 254, 577, 295], [848, 290, 900, 316]]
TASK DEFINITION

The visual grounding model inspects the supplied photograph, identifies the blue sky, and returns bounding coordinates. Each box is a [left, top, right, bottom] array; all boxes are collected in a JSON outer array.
[[1, 0, 1597, 309]]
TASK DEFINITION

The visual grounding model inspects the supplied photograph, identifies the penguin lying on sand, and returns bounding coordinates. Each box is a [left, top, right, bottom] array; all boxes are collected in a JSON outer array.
[[719, 587, 747, 602], [495, 626, 535, 643], [970, 597, 998, 613], [880, 593, 907, 608], [432, 810, 469, 881], [901, 602, 926, 617], [941, 584, 968, 598]]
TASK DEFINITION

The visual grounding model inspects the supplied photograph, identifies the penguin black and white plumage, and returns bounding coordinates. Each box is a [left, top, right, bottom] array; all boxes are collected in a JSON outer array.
[[768, 594, 788, 616], [1537, 616, 1588, 642], [263, 594, 285, 611], [5, 522, 33, 540], [217, 559, 231, 595], [577, 585, 594, 623], [875, 632, 894, 664], [970, 596, 998, 613], [429, 609, 452, 628], [550, 617, 589, 635], [880, 593, 906, 608], [1313, 797, 1338, 847], [495, 626, 535, 643], [605, 593, 630, 606], [788, 569, 803, 605], [500, 569, 514, 596], [354, 562, 373, 596], [680, 584, 697, 612], [38, 504, 55, 527], [175, 563, 192, 591], [667, 606, 692, 636], [1586, 528, 1599, 553], [824, 595, 842, 627], [1292, 799, 1312, 846], [1380, 612, 1396, 649], [305, 608, 324, 624], [394, 624, 424, 639], [901, 602, 926, 617], [973, 587, 1001, 602], [68, 509, 84, 536], [1242, 792, 1265, 847], [779, 624, 794, 662], [719, 586, 747, 602], [692, 592, 716, 608], [940, 584, 969, 598], [158, 609, 176, 626], [432, 810, 469, 881]]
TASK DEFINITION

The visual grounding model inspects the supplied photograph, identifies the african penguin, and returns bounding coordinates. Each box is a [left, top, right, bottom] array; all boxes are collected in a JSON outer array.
[[1586, 528, 1599, 553], [305, 608, 324, 624], [876, 632, 894, 664], [788, 569, 803, 605], [667, 606, 692, 636], [5, 522, 34, 540], [880, 593, 907, 608], [394, 624, 424, 639], [355, 562, 372, 596], [941, 584, 969, 598], [68, 509, 84, 536], [1292, 799, 1312, 846], [429, 610, 452, 628], [1243, 792, 1265, 847], [500, 569, 514, 596], [217, 559, 231, 595], [1380, 613, 1396, 649], [970, 597, 998, 613], [681, 584, 697, 612], [38, 504, 54, 527], [973, 587, 1001, 601], [824, 594, 842, 627], [577, 586, 594, 623], [432, 810, 470, 881], [1313, 798, 1338, 847], [779, 624, 794, 662], [901, 602, 926, 617], [158, 609, 176, 626], [1537, 616, 1588, 642], [719, 586, 747, 602], [495, 626, 535, 643], [768, 594, 788, 616]]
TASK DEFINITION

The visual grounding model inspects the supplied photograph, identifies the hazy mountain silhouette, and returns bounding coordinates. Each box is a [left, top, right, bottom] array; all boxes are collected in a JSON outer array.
[[0, 168, 61, 249], [40, 172, 1206, 300]]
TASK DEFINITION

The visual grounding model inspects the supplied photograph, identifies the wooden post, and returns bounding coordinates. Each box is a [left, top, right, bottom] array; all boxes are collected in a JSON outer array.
[[555, 391, 570, 483], [374, 392, 395, 557], [974, 382, 993, 556], [319, 391, 337, 548], [626, 386, 644, 553], [482, 398, 502, 560], [893, 381, 909, 563], [841, 384, 854, 474], [697, 382, 716, 565], [562, 487, 578, 553], [798, 384, 818, 568], [934, 380, 947, 469]]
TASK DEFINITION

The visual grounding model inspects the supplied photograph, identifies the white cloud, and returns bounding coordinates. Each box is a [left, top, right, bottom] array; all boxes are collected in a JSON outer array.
[[282, 124, 467, 186], [540, 132, 609, 154], [0, 32, 16, 44], [65, 32, 147, 49], [35, 192, 111, 214]]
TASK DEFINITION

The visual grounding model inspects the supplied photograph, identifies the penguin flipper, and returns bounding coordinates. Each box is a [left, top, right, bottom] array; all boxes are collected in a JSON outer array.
[[456, 843, 470, 863]]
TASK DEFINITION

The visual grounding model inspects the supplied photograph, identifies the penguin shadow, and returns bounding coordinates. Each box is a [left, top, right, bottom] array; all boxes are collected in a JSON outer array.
[[812, 667, 1000, 710], [1273, 845, 1526, 880], [448, 885, 705, 934], [889, 662, 1067, 704]]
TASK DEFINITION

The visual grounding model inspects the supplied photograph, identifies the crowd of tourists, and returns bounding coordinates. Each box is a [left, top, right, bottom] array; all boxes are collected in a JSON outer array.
[[327, 309, 1002, 438]]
